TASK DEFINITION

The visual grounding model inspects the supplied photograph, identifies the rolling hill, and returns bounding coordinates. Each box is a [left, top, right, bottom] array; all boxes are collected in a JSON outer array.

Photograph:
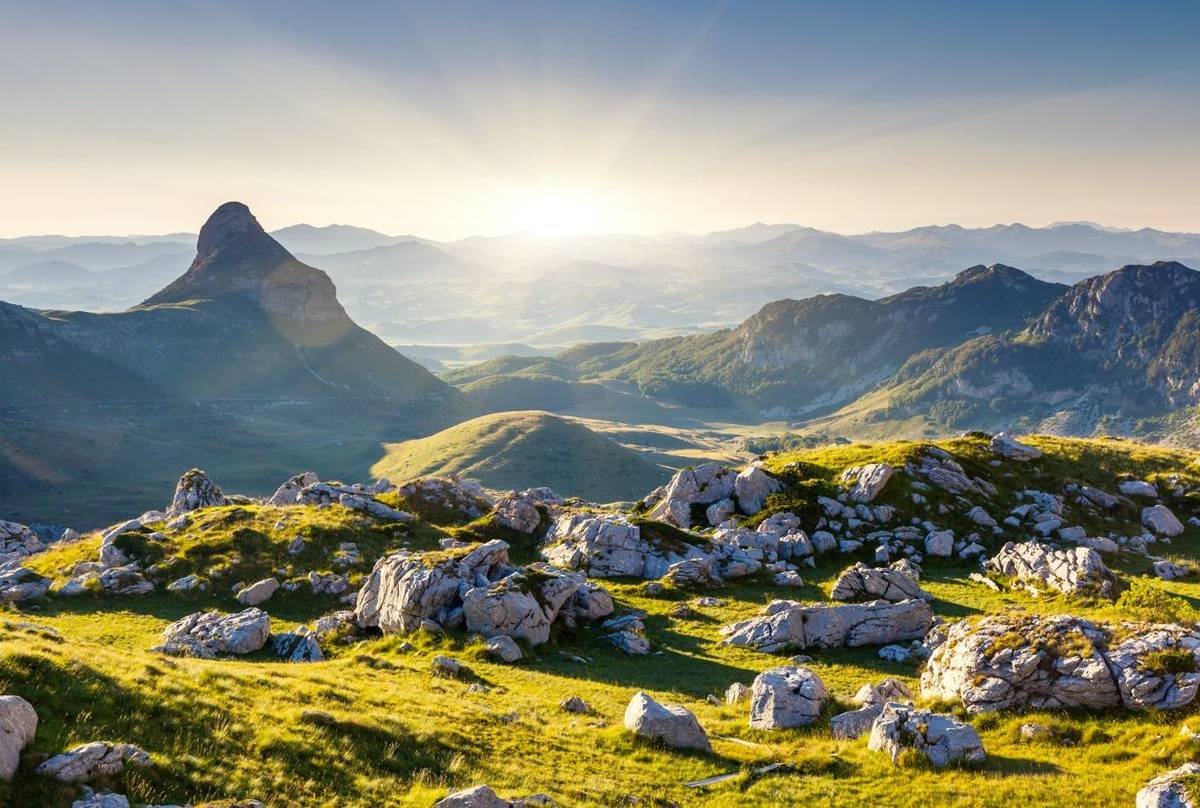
[[372, 410, 670, 502]]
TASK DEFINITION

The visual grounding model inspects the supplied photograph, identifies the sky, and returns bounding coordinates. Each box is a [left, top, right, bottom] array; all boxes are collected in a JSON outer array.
[[2, 0, 1199, 240]]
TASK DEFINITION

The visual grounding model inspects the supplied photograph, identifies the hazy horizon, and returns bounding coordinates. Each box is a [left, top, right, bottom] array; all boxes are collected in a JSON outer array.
[[3, 0, 1198, 240]]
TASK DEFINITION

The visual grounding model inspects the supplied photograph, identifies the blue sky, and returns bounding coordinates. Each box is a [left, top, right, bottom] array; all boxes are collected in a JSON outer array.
[[2, 1, 1198, 238]]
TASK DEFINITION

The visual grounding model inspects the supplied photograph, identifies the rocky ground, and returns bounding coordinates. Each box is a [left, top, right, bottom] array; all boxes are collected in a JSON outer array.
[[0, 432, 1199, 806]]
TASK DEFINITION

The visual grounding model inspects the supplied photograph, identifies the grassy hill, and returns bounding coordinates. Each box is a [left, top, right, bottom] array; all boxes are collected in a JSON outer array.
[[4, 435, 1200, 805], [372, 411, 671, 501]]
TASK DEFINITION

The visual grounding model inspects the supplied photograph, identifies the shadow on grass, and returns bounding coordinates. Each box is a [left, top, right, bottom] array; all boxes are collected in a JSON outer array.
[[32, 591, 341, 628], [982, 753, 1063, 776]]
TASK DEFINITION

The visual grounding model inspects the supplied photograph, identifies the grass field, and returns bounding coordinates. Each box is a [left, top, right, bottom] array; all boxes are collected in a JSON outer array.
[[3, 434, 1200, 806]]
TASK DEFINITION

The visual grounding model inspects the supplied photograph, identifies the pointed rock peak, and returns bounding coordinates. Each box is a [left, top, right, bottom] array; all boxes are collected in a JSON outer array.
[[141, 202, 351, 336], [196, 201, 268, 259]]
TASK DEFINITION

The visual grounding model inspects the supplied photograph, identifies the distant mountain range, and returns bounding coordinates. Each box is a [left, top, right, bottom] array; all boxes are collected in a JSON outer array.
[[3, 219, 1198, 349], [0, 203, 469, 525], [454, 261, 1200, 446]]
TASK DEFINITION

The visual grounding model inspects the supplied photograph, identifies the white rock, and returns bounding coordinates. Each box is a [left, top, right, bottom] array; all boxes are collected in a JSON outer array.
[[868, 703, 985, 768], [152, 608, 270, 658], [0, 695, 37, 780], [623, 692, 711, 752], [235, 577, 279, 606], [924, 530, 954, 558], [1120, 480, 1159, 498], [434, 785, 510, 808], [165, 468, 229, 516], [648, 464, 737, 528], [749, 666, 828, 729], [734, 462, 784, 515], [1143, 504, 1185, 537], [840, 464, 895, 503], [1137, 762, 1200, 808], [990, 433, 1042, 461], [36, 741, 151, 783]]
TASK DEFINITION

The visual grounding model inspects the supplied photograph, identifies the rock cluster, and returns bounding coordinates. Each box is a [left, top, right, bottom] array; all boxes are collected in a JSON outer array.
[[397, 476, 492, 521], [543, 512, 817, 584], [831, 678, 914, 739], [355, 541, 612, 645], [266, 471, 321, 505], [984, 541, 1114, 598], [720, 598, 933, 653], [298, 482, 412, 521], [0, 519, 46, 565], [152, 607, 271, 658], [922, 614, 1200, 713]]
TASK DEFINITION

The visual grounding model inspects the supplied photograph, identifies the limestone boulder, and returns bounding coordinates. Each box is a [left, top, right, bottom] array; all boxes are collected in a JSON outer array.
[[990, 433, 1042, 461], [840, 463, 894, 503], [0, 567, 50, 602], [1137, 763, 1200, 808], [748, 666, 828, 729], [648, 463, 737, 528], [236, 578, 279, 606], [720, 598, 932, 654], [623, 692, 711, 752], [830, 563, 929, 603], [36, 742, 151, 783], [1143, 504, 1185, 537], [272, 628, 324, 662], [152, 608, 270, 658], [493, 493, 543, 534], [734, 463, 784, 515], [433, 785, 510, 808], [165, 469, 229, 516], [1121, 480, 1160, 498], [0, 695, 37, 780], [868, 704, 985, 768], [984, 541, 1114, 598]]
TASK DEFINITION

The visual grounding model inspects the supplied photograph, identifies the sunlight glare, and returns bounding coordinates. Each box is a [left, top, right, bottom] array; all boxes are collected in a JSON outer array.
[[502, 186, 612, 239]]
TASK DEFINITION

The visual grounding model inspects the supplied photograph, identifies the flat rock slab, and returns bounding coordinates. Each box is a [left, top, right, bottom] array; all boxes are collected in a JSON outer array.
[[721, 598, 933, 654]]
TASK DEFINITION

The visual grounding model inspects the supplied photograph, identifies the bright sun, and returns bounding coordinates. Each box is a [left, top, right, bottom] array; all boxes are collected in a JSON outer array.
[[504, 187, 609, 239]]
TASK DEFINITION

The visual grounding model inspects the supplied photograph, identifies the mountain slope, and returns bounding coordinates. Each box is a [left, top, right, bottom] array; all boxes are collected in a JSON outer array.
[[558, 264, 1065, 417], [372, 410, 669, 502], [814, 261, 1200, 442], [0, 202, 470, 525]]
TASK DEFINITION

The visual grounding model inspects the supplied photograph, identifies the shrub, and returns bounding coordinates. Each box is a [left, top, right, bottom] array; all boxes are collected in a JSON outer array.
[[1117, 579, 1197, 624]]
